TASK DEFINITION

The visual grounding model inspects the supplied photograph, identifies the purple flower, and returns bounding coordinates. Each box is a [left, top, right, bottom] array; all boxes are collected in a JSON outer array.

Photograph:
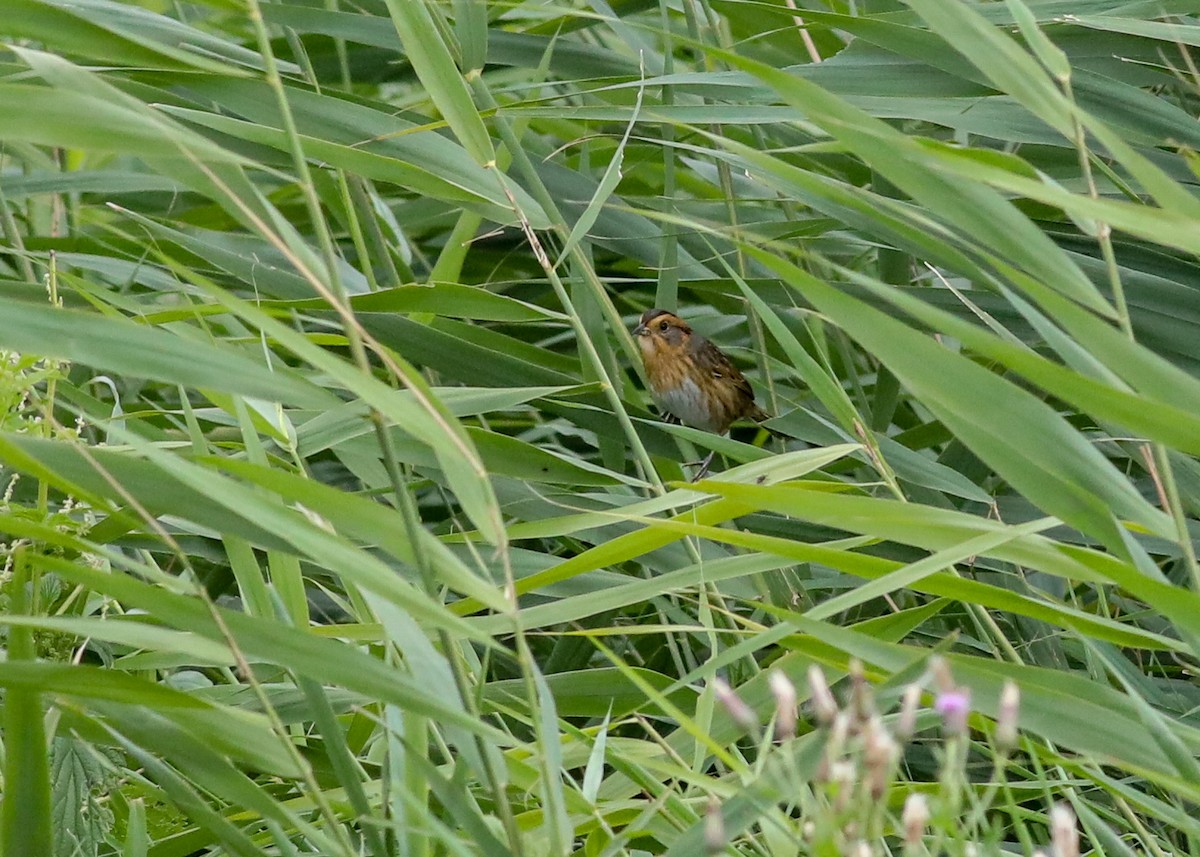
[[934, 689, 971, 734]]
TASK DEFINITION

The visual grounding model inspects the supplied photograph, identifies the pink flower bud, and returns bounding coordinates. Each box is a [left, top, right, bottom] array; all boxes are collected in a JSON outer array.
[[934, 688, 971, 735]]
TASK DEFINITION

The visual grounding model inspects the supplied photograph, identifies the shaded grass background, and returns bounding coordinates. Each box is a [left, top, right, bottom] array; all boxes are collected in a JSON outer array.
[[0, 0, 1199, 855]]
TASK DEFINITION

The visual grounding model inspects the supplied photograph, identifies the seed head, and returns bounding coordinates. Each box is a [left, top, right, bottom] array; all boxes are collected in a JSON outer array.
[[712, 677, 757, 732], [901, 793, 929, 848], [1051, 804, 1078, 857], [849, 840, 873, 857], [704, 797, 725, 855], [828, 711, 850, 759], [828, 759, 857, 811], [768, 669, 798, 740], [862, 717, 898, 799], [807, 664, 838, 726], [895, 683, 922, 743], [996, 679, 1020, 753], [849, 658, 875, 722], [929, 656, 955, 693]]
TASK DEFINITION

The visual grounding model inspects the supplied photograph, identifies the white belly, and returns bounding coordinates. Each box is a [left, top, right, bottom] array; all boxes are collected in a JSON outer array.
[[654, 377, 722, 433]]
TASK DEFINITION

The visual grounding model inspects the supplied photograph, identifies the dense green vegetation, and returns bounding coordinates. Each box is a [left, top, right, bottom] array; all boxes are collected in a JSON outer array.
[[1, 1, 1199, 855]]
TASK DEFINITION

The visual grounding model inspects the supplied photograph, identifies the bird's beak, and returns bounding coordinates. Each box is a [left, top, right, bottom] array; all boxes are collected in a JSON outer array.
[[633, 323, 648, 337]]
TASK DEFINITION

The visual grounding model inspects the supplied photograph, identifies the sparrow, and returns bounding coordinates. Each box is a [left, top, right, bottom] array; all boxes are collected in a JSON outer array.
[[633, 308, 770, 478]]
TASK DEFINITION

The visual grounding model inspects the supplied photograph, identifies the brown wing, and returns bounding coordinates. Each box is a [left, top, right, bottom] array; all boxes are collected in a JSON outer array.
[[689, 334, 767, 421]]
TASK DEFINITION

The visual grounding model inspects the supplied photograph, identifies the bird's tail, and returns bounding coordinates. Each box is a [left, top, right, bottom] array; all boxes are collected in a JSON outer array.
[[748, 404, 791, 441]]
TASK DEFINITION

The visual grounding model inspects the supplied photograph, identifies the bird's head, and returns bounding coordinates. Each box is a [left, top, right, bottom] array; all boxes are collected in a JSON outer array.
[[633, 308, 691, 358]]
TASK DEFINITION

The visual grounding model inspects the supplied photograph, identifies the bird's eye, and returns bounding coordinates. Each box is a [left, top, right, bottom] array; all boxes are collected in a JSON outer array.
[[658, 320, 669, 332]]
